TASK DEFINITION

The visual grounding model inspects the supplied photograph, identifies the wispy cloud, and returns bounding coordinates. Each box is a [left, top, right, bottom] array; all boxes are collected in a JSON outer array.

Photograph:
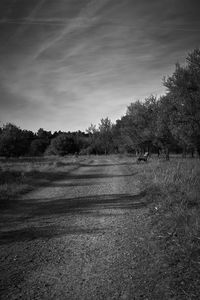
[[32, 0, 111, 60], [0, 0, 200, 131]]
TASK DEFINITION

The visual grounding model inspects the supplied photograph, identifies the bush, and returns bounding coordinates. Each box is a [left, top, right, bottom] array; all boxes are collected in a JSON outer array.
[[29, 139, 49, 156], [45, 134, 77, 155]]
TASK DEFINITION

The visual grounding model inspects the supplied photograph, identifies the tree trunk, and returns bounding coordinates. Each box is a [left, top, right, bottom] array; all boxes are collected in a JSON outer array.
[[165, 147, 170, 160], [157, 148, 160, 158], [182, 147, 186, 158], [147, 143, 151, 154], [197, 148, 200, 158]]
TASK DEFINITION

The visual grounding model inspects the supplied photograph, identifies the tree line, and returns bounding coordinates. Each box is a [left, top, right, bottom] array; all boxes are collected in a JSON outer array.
[[0, 48, 200, 158]]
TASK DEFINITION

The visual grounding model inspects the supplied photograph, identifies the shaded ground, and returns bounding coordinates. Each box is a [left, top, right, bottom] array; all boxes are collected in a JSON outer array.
[[0, 157, 168, 299]]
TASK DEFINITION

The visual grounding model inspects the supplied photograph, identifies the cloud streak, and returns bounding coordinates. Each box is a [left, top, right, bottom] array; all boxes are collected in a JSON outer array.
[[33, 0, 111, 60], [0, 0, 200, 131]]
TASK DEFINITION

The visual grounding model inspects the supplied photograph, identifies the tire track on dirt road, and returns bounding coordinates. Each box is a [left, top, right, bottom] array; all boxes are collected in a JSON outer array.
[[1, 156, 157, 300]]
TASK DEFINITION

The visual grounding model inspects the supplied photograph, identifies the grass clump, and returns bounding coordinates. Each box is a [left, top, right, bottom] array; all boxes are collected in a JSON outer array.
[[138, 158, 200, 299], [0, 170, 30, 204]]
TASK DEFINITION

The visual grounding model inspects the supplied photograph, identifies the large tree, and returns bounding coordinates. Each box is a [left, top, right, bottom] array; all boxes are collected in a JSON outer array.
[[155, 96, 179, 159], [164, 48, 200, 155], [116, 97, 158, 154]]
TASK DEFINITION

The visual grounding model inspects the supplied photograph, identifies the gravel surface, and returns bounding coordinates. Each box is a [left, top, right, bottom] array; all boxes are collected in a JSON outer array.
[[0, 157, 163, 299]]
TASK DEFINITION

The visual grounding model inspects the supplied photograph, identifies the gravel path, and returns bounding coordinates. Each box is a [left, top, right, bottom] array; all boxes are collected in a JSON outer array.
[[0, 157, 158, 299]]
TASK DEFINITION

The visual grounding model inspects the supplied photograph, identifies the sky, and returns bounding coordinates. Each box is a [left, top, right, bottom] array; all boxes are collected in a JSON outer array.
[[0, 0, 200, 132]]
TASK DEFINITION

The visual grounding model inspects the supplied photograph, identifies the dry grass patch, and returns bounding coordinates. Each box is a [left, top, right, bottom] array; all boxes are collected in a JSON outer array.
[[129, 158, 200, 299], [0, 155, 86, 204]]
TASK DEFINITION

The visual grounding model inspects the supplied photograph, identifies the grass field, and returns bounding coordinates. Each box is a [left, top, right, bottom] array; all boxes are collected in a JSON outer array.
[[1, 155, 200, 298]]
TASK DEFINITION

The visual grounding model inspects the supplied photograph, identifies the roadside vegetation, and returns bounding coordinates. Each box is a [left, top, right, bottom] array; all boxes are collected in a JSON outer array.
[[0, 156, 85, 207], [130, 156, 200, 299]]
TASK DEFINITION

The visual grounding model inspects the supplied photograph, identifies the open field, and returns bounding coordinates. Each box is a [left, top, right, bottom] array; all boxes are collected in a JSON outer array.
[[0, 155, 200, 299]]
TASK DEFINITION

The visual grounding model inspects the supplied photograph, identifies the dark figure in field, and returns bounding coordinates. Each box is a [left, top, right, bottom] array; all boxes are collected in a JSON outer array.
[[137, 152, 149, 163]]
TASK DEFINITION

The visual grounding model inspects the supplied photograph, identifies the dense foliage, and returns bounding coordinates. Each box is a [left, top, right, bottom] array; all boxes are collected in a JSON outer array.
[[0, 48, 200, 157]]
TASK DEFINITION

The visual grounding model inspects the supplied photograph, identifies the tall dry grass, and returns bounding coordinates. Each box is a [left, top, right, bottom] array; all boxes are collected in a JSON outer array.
[[135, 158, 200, 299], [0, 155, 85, 203]]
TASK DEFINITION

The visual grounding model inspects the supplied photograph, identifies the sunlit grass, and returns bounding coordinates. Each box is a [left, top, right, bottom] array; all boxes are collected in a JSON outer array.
[[0, 155, 85, 201], [131, 157, 200, 298]]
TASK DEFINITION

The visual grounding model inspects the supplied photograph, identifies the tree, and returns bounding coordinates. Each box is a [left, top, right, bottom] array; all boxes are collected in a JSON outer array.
[[98, 117, 114, 154], [86, 124, 101, 154], [45, 133, 76, 156], [29, 138, 48, 156], [37, 128, 52, 140], [0, 123, 31, 157], [22, 130, 35, 155], [28, 128, 52, 156], [155, 96, 178, 159], [164, 48, 200, 156], [116, 97, 158, 154], [111, 119, 123, 153]]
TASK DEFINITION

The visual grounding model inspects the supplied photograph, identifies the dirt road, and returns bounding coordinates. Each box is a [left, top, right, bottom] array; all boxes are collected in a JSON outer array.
[[0, 157, 158, 299]]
